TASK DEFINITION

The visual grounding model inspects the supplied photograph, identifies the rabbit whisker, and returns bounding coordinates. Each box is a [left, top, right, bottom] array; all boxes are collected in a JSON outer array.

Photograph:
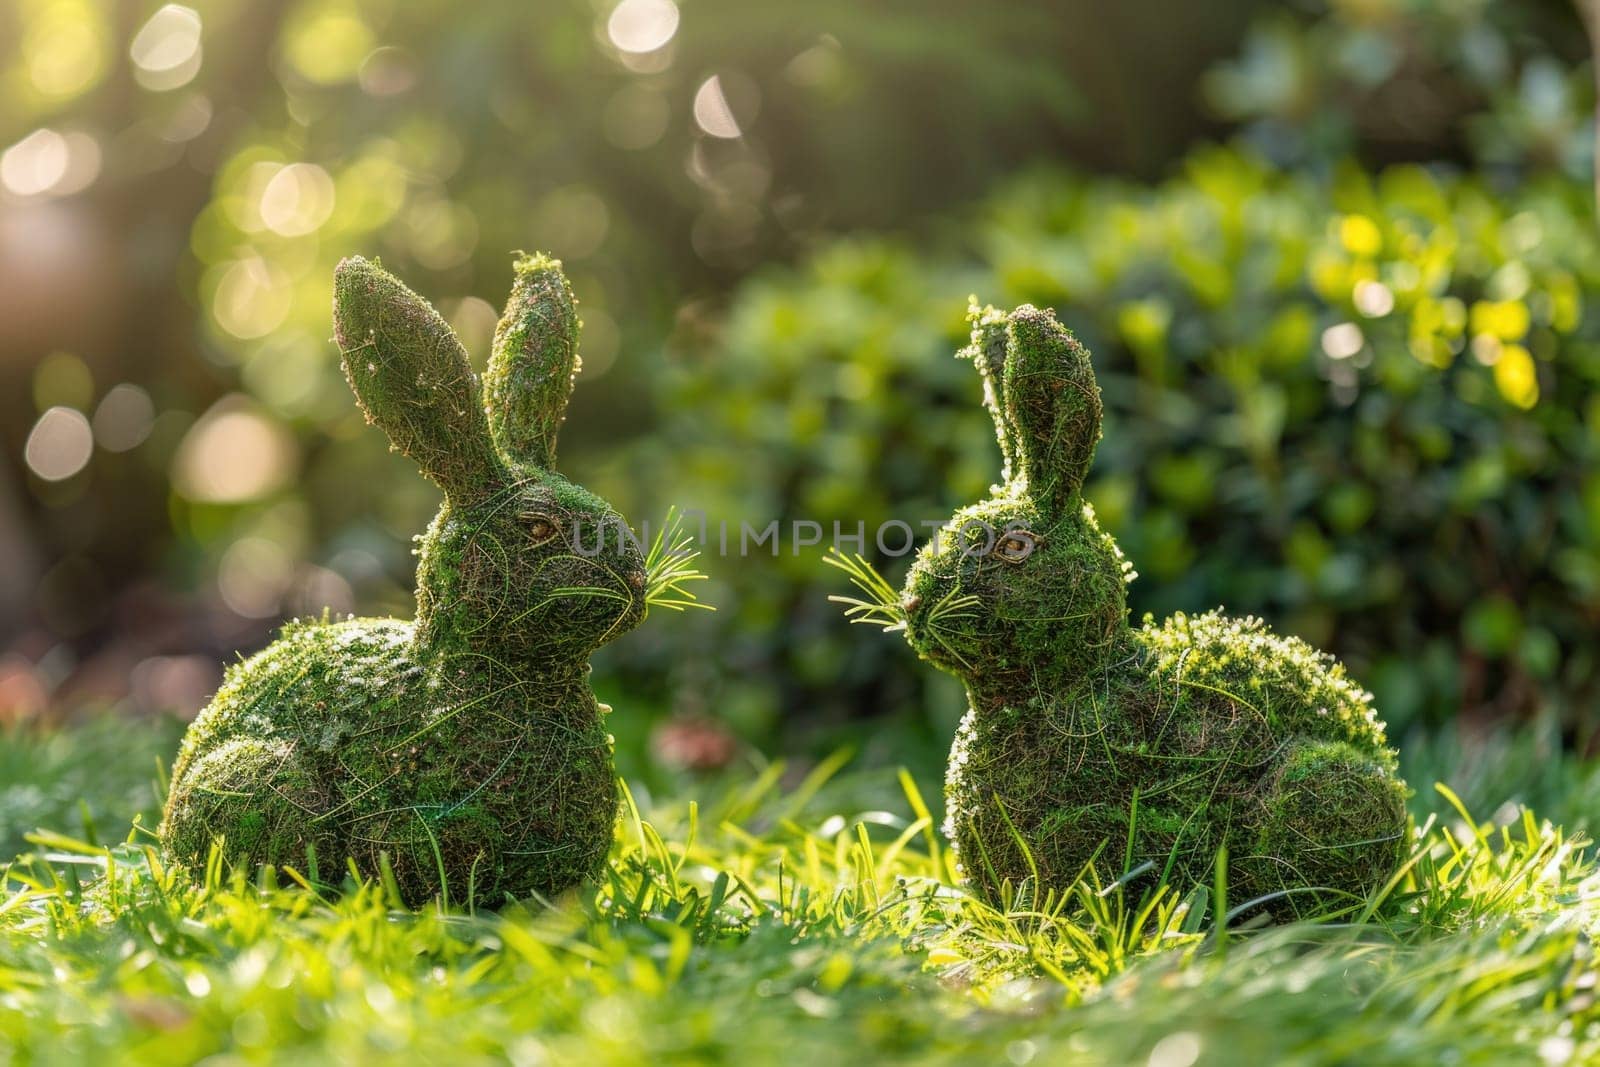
[[643, 506, 715, 613], [822, 549, 905, 630]]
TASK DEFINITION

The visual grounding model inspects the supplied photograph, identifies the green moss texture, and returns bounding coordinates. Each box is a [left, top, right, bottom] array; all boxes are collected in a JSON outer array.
[[161, 254, 650, 909], [899, 303, 1408, 916]]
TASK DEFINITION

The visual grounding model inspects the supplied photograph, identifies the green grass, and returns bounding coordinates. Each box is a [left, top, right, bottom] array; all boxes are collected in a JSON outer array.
[[2, 717, 1598, 1064]]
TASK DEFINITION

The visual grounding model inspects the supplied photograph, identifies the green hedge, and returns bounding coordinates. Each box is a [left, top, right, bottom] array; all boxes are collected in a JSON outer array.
[[617, 146, 1600, 741]]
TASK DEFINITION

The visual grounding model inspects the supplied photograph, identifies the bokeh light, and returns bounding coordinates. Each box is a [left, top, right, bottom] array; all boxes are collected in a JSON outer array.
[[0, 0, 1592, 760], [24, 407, 94, 482], [288, 565, 355, 618], [240, 334, 327, 415], [23, 1, 109, 99], [785, 36, 844, 91], [1, 128, 102, 199], [129, 654, 218, 717], [258, 163, 337, 237], [1493, 345, 1540, 408], [448, 297, 500, 361], [130, 5, 204, 92], [171, 398, 298, 503], [1320, 322, 1364, 360], [693, 76, 742, 139], [282, 5, 374, 84], [211, 257, 293, 340], [1353, 280, 1394, 317], [358, 47, 419, 97], [2, 129, 67, 196], [160, 94, 214, 143], [217, 536, 294, 618], [91, 385, 156, 453], [31, 353, 94, 412], [607, 0, 680, 55]]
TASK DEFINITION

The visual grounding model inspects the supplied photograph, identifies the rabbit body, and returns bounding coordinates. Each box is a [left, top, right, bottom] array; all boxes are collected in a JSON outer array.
[[161, 255, 647, 908], [900, 305, 1407, 912]]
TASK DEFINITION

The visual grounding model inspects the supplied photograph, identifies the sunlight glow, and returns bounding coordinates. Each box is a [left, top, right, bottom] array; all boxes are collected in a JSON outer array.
[[1321, 322, 1364, 360], [693, 76, 741, 139], [130, 5, 203, 91], [25, 407, 94, 482], [1, 129, 68, 196], [212, 257, 293, 339], [259, 163, 336, 237], [172, 399, 297, 503], [25, 2, 109, 98], [1353, 279, 1394, 318], [0, 128, 99, 197], [607, 0, 679, 54], [283, 9, 373, 84]]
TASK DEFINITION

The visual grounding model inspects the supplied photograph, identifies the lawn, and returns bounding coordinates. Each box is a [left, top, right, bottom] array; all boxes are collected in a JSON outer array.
[[2, 716, 1597, 1065]]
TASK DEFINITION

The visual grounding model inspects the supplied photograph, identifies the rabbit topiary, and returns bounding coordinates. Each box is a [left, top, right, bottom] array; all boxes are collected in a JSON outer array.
[[161, 253, 696, 909], [831, 302, 1408, 916]]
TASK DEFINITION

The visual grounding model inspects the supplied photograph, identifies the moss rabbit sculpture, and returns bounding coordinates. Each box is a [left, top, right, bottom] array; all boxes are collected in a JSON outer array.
[[162, 254, 668, 909], [834, 303, 1408, 916]]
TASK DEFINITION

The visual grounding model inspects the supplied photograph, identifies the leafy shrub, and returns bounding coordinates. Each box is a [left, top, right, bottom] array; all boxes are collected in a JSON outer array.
[[636, 146, 1600, 740], [1204, 0, 1594, 176]]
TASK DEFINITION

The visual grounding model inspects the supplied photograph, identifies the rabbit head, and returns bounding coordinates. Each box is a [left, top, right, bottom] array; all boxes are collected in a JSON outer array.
[[333, 253, 646, 665], [899, 304, 1131, 688]]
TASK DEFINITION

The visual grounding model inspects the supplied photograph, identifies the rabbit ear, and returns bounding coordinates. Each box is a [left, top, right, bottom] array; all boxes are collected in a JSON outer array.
[[960, 300, 1021, 482], [1002, 305, 1102, 509], [333, 256, 500, 498], [482, 253, 580, 470]]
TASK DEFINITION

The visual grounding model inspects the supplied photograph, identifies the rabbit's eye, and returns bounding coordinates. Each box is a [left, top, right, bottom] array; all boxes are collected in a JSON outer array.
[[994, 530, 1039, 564], [522, 514, 559, 544]]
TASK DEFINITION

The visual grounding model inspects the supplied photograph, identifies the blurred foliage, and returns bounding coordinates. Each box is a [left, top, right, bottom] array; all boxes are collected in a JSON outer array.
[[1, 0, 1597, 750], [1204, 0, 1593, 175], [641, 147, 1600, 741], [0, 714, 179, 858], [0, 0, 1256, 723]]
